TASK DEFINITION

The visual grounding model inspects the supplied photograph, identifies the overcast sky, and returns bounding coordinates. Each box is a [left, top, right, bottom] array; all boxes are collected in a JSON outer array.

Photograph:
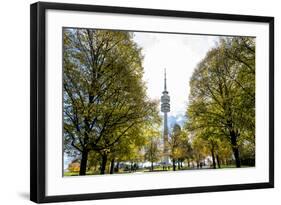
[[133, 32, 219, 119]]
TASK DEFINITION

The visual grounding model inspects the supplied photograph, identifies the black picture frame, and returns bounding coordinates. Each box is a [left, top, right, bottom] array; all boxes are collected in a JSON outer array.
[[30, 1, 274, 203]]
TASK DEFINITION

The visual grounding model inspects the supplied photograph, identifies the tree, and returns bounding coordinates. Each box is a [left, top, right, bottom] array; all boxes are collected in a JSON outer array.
[[186, 37, 255, 168], [183, 140, 194, 168], [144, 137, 161, 171], [68, 160, 81, 173], [87, 150, 101, 173], [191, 135, 208, 168], [63, 28, 159, 175], [143, 117, 162, 171], [198, 131, 219, 169], [169, 124, 186, 171]]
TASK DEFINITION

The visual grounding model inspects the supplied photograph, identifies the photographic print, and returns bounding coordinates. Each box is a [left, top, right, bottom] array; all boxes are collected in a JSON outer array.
[[63, 28, 256, 177], [31, 2, 273, 202]]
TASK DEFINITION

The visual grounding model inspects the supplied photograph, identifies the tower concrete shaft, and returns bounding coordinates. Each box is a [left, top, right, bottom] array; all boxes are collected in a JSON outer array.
[[161, 69, 170, 166]]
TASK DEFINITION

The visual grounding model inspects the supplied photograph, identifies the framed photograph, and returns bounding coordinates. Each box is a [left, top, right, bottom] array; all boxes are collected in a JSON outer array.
[[30, 1, 274, 203]]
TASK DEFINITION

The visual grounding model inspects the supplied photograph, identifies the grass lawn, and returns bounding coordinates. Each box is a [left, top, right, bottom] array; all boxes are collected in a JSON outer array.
[[64, 164, 254, 176]]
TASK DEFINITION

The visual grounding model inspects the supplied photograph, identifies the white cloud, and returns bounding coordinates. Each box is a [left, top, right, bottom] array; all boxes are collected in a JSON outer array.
[[133, 32, 218, 117]]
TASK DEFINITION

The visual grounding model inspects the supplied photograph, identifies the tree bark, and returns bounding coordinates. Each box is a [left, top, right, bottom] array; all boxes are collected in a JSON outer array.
[[151, 161, 154, 171], [230, 131, 241, 168], [110, 158, 115, 174], [172, 159, 176, 171], [100, 154, 108, 174], [79, 150, 89, 175], [211, 148, 216, 169], [216, 155, 221, 168], [232, 147, 241, 168], [178, 161, 180, 170]]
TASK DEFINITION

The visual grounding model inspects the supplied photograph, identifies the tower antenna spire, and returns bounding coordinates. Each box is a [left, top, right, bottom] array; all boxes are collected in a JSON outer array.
[[161, 68, 170, 169], [164, 68, 167, 91]]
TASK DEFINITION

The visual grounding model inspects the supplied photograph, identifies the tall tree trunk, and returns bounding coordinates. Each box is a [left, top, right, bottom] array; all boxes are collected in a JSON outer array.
[[178, 160, 180, 170], [187, 159, 190, 167], [211, 148, 216, 169], [232, 147, 241, 168], [172, 159, 176, 171], [79, 150, 88, 175], [151, 161, 154, 171], [216, 155, 221, 168], [100, 154, 108, 174], [230, 131, 241, 168], [110, 158, 115, 174]]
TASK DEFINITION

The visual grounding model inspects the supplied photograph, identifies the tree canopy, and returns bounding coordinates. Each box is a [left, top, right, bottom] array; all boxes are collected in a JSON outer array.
[[186, 37, 255, 168], [63, 28, 159, 175]]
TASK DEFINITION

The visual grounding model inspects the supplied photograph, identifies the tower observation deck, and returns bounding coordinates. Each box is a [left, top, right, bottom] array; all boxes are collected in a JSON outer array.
[[161, 69, 170, 167]]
